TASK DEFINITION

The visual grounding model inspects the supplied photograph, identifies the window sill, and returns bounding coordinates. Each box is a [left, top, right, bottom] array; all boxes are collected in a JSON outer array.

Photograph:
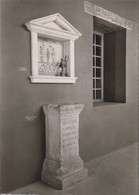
[[30, 76, 78, 83], [93, 101, 126, 107]]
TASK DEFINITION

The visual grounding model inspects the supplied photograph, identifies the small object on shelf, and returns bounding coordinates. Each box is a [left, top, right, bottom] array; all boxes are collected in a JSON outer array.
[[59, 59, 64, 76], [57, 62, 62, 76], [64, 55, 69, 77], [58, 56, 69, 77]]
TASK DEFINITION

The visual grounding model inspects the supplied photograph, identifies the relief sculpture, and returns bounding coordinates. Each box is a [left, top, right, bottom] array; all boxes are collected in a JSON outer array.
[[38, 38, 63, 76]]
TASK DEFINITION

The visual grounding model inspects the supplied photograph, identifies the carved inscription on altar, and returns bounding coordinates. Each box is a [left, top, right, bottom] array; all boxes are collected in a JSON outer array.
[[61, 116, 79, 156], [42, 104, 88, 189]]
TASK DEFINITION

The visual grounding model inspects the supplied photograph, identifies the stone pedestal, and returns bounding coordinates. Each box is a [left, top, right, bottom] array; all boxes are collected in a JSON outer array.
[[41, 104, 88, 189]]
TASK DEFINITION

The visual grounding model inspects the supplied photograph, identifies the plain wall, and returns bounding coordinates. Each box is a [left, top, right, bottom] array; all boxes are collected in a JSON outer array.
[[0, 0, 138, 192]]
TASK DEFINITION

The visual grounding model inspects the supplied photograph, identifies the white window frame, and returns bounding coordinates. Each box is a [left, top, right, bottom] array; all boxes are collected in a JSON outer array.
[[93, 30, 104, 102]]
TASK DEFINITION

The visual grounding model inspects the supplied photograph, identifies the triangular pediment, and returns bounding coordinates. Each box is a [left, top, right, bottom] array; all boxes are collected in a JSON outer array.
[[28, 13, 81, 36]]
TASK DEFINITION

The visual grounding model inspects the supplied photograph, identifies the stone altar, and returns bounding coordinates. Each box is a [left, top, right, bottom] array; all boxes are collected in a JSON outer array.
[[41, 104, 88, 189]]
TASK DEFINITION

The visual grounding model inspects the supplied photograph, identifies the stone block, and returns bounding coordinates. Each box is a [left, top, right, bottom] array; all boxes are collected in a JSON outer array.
[[41, 104, 88, 189], [42, 168, 88, 190]]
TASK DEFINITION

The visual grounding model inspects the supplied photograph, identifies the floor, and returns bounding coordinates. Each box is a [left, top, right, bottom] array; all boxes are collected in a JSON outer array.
[[10, 143, 138, 195]]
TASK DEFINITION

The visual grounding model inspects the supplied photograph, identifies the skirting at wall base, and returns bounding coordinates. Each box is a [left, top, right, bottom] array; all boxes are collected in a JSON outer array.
[[41, 168, 88, 190]]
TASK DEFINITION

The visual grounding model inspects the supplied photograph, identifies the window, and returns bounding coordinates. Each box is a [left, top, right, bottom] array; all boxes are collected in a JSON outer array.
[[93, 17, 126, 104], [93, 31, 103, 102]]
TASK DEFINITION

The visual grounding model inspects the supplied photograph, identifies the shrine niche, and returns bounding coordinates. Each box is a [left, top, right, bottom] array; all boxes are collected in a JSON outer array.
[[25, 13, 81, 83], [38, 38, 63, 76]]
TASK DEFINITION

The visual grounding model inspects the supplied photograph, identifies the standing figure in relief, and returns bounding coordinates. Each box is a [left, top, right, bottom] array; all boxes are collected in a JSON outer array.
[[46, 48, 50, 66], [51, 48, 56, 64], [40, 46, 44, 62]]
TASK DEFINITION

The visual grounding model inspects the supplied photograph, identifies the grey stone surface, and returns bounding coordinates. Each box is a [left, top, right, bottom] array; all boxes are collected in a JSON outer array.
[[84, 1, 132, 30], [42, 168, 88, 190], [41, 104, 88, 189]]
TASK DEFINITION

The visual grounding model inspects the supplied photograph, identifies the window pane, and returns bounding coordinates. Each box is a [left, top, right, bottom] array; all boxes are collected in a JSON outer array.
[[96, 90, 101, 99], [93, 57, 95, 67], [93, 68, 95, 77], [93, 90, 95, 99], [96, 46, 101, 56], [96, 68, 101, 78], [93, 46, 95, 55], [96, 58, 101, 67], [93, 79, 95, 88], [93, 34, 95, 44], [96, 35, 101, 45], [96, 79, 101, 88]]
